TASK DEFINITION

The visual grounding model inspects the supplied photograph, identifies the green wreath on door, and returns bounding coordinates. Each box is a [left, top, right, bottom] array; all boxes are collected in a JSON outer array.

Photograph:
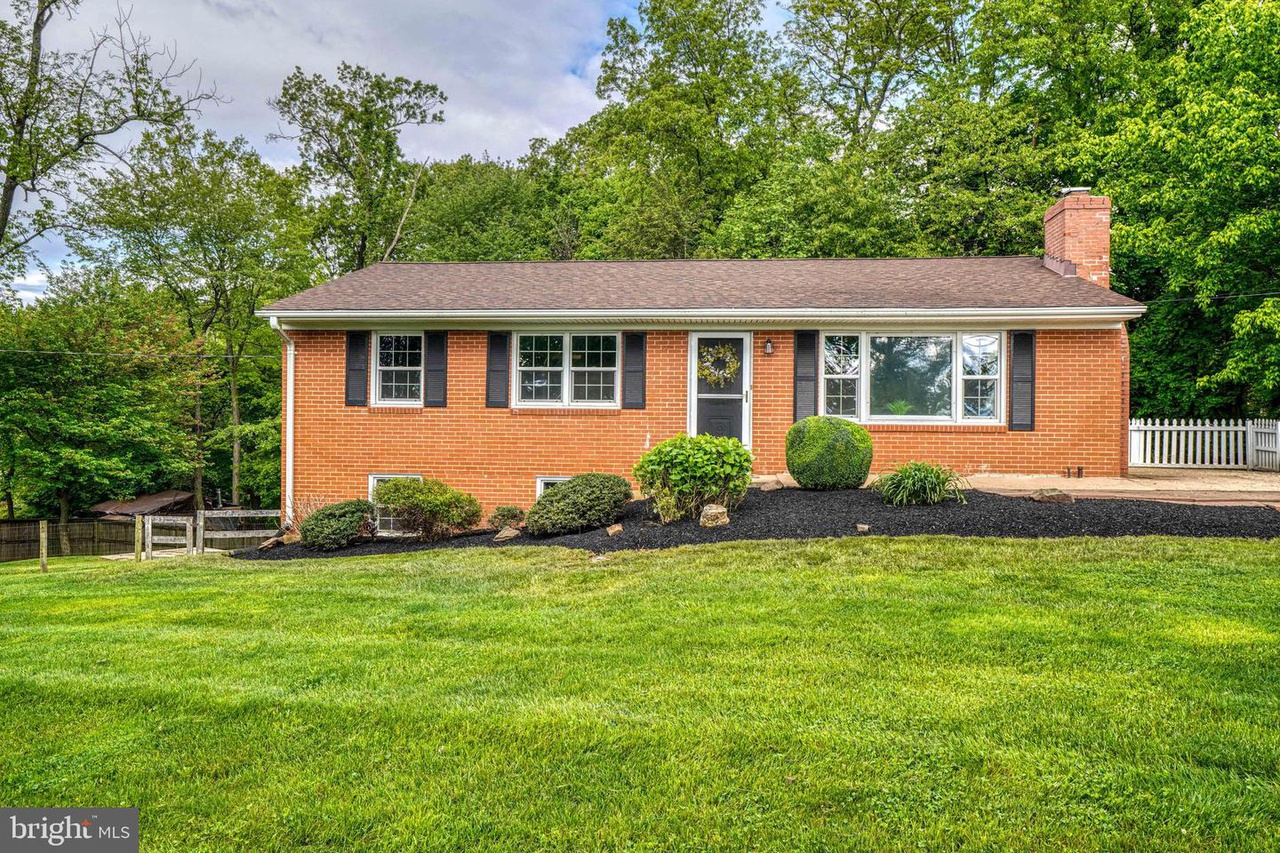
[[697, 344, 741, 389]]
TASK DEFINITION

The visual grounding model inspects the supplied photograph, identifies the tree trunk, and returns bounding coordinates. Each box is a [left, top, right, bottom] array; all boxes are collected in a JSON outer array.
[[192, 352, 205, 511], [57, 488, 71, 556], [3, 456, 13, 520], [228, 352, 241, 506]]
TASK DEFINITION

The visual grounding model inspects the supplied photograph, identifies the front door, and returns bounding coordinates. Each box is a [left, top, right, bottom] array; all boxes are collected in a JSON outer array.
[[690, 333, 751, 445]]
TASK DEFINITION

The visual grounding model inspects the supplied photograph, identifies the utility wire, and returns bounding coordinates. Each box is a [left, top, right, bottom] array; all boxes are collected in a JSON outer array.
[[0, 349, 278, 359]]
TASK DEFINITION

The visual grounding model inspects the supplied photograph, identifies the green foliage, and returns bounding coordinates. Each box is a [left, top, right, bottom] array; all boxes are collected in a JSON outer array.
[[632, 433, 753, 523], [785, 416, 874, 490], [299, 499, 375, 551], [487, 505, 526, 530], [524, 474, 633, 537], [372, 478, 482, 542], [872, 462, 967, 506]]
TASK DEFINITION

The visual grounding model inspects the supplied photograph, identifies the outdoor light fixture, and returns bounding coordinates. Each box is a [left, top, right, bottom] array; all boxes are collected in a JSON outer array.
[[764, 338, 774, 355]]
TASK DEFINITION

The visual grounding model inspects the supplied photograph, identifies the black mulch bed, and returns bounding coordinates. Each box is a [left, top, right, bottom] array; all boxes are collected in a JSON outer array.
[[232, 489, 1280, 561]]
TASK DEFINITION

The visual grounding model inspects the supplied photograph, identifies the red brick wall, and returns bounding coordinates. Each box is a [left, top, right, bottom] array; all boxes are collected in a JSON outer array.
[[286, 326, 1130, 515], [1044, 193, 1112, 288]]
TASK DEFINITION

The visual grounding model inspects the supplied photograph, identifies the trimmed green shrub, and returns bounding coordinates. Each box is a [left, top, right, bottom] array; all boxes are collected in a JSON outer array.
[[872, 462, 967, 506], [299, 499, 375, 551], [487, 505, 525, 530], [785, 416, 874, 490], [632, 433, 753, 524], [524, 473, 632, 537], [372, 478, 482, 541]]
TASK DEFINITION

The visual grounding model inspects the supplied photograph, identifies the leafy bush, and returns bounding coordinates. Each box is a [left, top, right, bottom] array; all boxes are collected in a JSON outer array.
[[372, 478, 482, 541], [632, 433, 753, 523], [872, 462, 967, 506], [487, 505, 525, 530], [524, 473, 632, 537], [299, 499, 375, 551], [785, 416, 874, 490]]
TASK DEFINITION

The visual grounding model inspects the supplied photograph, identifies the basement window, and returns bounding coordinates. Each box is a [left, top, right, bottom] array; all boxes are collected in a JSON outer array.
[[368, 473, 422, 535]]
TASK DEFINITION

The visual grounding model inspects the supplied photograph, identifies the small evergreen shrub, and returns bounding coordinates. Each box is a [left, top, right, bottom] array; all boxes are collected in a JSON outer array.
[[487, 505, 525, 530], [299, 499, 375, 551], [872, 462, 967, 506], [525, 473, 633, 537], [632, 433, 753, 524], [372, 478, 482, 541], [785, 416, 874, 490]]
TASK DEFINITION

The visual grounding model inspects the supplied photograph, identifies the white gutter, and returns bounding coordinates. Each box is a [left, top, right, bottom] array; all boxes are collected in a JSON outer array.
[[269, 317, 295, 526], [258, 305, 1145, 327]]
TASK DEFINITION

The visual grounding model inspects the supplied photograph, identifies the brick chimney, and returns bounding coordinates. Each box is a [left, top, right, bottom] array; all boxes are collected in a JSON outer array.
[[1043, 187, 1111, 287]]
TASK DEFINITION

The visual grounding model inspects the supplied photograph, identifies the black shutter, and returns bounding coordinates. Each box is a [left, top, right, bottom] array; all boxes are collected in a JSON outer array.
[[424, 331, 448, 407], [1009, 331, 1036, 431], [486, 332, 510, 408], [345, 331, 369, 406], [621, 333, 647, 409], [794, 330, 819, 421]]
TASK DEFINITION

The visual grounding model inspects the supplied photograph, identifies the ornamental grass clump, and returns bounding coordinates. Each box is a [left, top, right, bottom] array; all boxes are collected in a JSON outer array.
[[524, 474, 633, 537], [632, 433, 753, 523], [299, 499, 375, 551], [872, 462, 967, 506], [372, 478, 482, 541], [785, 416, 874, 490]]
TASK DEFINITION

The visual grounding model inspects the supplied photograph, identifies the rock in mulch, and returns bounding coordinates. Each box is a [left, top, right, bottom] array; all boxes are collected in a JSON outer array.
[[606, 523, 623, 537], [1030, 488, 1075, 504], [233, 489, 1280, 561], [493, 526, 521, 542], [699, 504, 729, 528]]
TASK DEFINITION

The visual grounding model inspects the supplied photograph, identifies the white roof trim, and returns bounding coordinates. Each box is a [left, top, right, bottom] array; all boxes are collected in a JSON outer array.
[[259, 305, 1145, 330]]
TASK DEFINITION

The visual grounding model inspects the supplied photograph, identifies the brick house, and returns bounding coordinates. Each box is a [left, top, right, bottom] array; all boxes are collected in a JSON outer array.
[[260, 189, 1144, 519]]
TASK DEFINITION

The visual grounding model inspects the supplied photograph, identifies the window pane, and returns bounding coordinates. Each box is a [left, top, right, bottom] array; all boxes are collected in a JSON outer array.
[[571, 335, 617, 368], [869, 336, 953, 417], [519, 335, 563, 368], [824, 378, 858, 416], [962, 334, 999, 376], [964, 379, 998, 418], [377, 335, 421, 368], [380, 369, 420, 401], [823, 335, 859, 377], [572, 369, 616, 402], [519, 369, 563, 402]]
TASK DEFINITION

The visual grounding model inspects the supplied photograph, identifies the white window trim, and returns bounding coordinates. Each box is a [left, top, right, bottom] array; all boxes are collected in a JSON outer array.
[[959, 332, 1003, 422], [535, 476, 572, 498], [818, 331, 1006, 426], [368, 473, 423, 536], [371, 332, 424, 407], [512, 331, 622, 409]]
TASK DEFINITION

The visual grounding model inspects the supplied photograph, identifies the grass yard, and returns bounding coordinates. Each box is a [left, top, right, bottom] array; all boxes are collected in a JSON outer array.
[[1, 538, 1278, 851]]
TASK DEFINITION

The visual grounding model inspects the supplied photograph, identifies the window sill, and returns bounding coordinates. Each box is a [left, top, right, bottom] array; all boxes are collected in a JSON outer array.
[[368, 404, 424, 413], [510, 407, 622, 417], [864, 422, 1006, 433]]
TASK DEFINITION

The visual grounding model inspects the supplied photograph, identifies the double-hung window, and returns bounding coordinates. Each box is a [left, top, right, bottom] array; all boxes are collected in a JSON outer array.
[[374, 333, 423, 405], [822, 334, 860, 417], [818, 332, 1003, 423], [516, 333, 619, 407]]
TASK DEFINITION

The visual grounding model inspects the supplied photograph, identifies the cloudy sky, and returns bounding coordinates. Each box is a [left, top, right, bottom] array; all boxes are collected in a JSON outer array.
[[18, 0, 664, 301]]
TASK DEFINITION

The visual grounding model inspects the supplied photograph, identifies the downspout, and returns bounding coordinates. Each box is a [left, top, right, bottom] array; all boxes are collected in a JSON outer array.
[[269, 317, 295, 526]]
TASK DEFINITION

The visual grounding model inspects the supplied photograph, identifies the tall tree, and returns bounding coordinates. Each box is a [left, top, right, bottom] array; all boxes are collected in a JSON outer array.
[[269, 62, 445, 274], [0, 0, 214, 280], [0, 267, 190, 542], [74, 128, 316, 506]]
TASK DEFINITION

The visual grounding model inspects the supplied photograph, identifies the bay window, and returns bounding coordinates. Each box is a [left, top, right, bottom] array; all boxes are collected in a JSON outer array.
[[517, 333, 619, 406], [819, 332, 1003, 423]]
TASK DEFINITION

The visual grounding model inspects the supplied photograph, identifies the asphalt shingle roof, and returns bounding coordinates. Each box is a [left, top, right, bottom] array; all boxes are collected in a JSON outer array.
[[262, 257, 1143, 313]]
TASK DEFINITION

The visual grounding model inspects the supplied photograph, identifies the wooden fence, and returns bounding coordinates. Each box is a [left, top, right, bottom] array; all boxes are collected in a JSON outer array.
[[1, 509, 281, 564], [1129, 418, 1280, 470]]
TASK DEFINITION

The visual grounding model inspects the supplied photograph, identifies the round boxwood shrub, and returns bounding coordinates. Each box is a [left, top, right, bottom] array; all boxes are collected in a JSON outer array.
[[487, 505, 526, 530], [299, 499, 375, 551], [632, 433, 753, 523], [524, 473, 633, 537], [372, 478, 482, 541], [785, 416, 874, 490]]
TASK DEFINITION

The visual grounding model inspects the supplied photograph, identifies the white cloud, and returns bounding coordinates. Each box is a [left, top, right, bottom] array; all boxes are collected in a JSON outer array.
[[11, 271, 48, 305]]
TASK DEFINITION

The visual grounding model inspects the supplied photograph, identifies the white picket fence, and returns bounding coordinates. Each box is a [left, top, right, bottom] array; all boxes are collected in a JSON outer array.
[[1129, 418, 1280, 470]]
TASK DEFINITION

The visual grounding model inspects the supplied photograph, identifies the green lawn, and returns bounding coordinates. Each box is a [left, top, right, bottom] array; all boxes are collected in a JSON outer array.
[[1, 538, 1278, 852]]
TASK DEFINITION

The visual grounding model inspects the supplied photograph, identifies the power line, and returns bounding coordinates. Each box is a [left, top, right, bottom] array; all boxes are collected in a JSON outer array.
[[0, 349, 279, 359], [1143, 289, 1280, 306]]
